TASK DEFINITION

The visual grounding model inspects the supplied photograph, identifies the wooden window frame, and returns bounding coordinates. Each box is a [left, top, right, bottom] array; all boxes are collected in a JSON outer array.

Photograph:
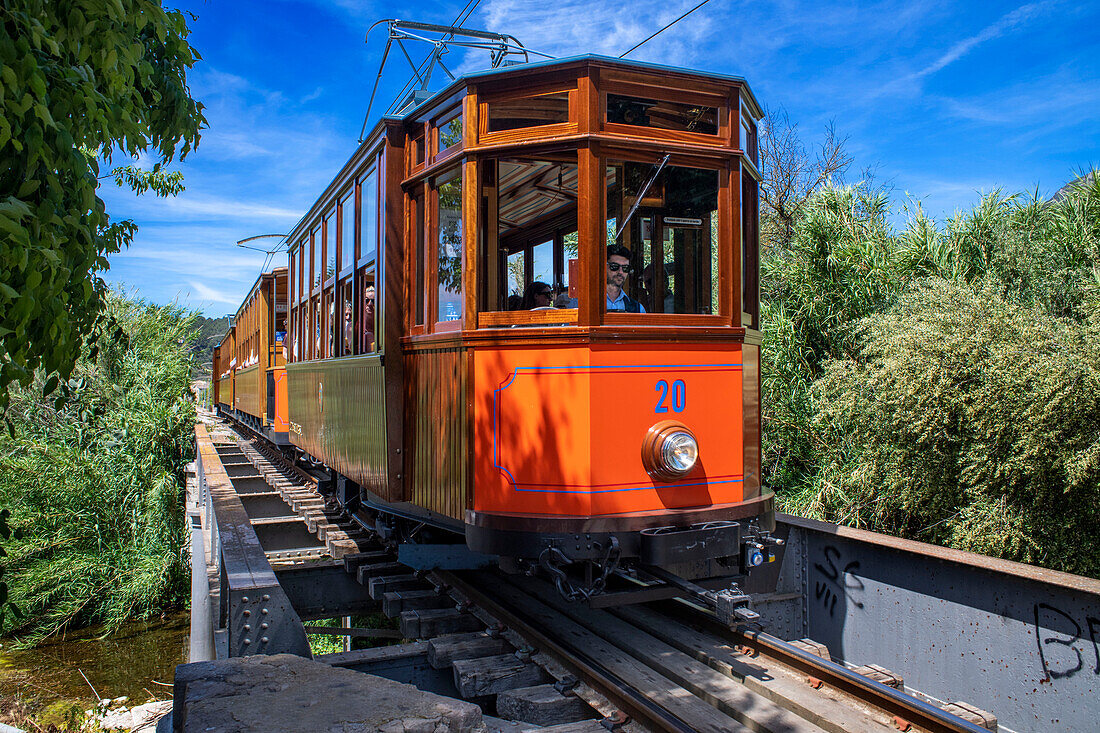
[[429, 166, 464, 334], [478, 83, 578, 146], [323, 207, 337, 290], [600, 150, 733, 328], [407, 123, 426, 176], [431, 104, 464, 166], [359, 160, 380, 271], [310, 225, 322, 295], [408, 187, 428, 334], [740, 162, 760, 330], [338, 187, 356, 279], [739, 104, 758, 166], [601, 79, 729, 147]]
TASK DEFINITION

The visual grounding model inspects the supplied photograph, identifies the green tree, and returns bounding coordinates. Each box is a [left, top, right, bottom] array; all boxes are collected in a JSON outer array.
[[0, 1, 205, 419]]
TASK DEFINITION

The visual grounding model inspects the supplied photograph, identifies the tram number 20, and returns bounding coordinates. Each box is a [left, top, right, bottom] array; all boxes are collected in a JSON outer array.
[[654, 379, 686, 413]]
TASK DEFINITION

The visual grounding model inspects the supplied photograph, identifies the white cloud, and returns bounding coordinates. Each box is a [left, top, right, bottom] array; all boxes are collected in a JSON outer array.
[[911, 2, 1054, 81], [186, 280, 245, 306]]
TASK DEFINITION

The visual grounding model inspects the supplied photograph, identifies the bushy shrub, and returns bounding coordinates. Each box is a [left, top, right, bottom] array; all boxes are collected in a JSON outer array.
[[761, 185, 906, 493], [762, 171, 1100, 578], [808, 280, 1100, 575], [0, 294, 196, 644]]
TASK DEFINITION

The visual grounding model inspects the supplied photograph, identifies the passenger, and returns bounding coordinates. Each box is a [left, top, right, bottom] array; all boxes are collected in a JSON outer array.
[[522, 281, 555, 310], [363, 285, 376, 351], [605, 245, 645, 313], [554, 292, 578, 309], [506, 293, 523, 311], [343, 302, 354, 355]]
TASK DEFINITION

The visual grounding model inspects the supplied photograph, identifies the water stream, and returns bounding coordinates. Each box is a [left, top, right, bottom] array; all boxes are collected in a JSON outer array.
[[0, 613, 189, 712]]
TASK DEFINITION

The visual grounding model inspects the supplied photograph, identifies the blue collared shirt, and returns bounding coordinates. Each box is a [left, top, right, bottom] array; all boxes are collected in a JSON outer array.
[[606, 291, 646, 312]]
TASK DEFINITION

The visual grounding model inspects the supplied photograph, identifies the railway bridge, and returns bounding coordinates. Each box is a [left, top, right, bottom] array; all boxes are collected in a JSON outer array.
[[175, 417, 1098, 732]]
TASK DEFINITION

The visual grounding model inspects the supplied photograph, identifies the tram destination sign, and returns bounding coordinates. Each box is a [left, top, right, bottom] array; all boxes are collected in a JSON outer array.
[[663, 217, 704, 226]]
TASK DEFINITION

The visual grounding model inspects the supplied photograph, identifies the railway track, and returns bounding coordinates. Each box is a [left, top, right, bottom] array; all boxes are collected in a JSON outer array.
[[214, 420, 992, 733]]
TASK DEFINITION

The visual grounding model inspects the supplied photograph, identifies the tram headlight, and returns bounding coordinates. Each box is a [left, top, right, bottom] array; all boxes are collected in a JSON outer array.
[[661, 431, 698, 474], [643, 421, 700, 480]]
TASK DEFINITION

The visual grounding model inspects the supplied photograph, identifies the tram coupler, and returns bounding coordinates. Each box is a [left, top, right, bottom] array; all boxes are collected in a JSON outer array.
[[641, 564, 760, 628]]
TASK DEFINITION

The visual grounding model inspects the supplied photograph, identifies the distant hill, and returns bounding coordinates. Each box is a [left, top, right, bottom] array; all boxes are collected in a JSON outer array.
[[189, 314, 232, 377], [1050, 171, 1097, 202]]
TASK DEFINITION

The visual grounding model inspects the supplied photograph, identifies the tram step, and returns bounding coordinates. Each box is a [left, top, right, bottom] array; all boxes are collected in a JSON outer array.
[[452, 653, 549, 699], [496, 684, 595, 727], [343, 550, 396, 573], [357, 561, 408, 585], [369, 574, 426, 600], [400, 608, 482, 639], [383, 589, 452, 618], [428, 631, 515, 669]]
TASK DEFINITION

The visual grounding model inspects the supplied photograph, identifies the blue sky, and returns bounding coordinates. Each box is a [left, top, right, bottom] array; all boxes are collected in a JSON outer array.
[[100, 0, 1100, 315]]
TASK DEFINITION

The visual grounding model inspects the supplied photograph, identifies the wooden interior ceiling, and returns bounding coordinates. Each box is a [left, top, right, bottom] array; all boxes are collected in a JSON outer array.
[[497, 159, 578, 235]]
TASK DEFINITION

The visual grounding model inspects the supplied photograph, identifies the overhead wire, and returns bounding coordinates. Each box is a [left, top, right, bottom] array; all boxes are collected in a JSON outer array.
[[619, 0, 714, 58]]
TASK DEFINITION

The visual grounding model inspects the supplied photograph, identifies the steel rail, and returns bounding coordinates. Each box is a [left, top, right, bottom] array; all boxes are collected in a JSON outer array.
[[437, 569, 699, 733], [227, 422, 987, 732], [669, 600, 990, 733]]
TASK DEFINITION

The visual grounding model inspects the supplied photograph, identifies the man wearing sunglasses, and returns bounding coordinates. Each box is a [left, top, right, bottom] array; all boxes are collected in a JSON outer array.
[[606, 244, 646, 313]]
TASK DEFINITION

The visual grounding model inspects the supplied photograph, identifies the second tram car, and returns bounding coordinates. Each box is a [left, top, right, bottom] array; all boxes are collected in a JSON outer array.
[[229, 54, 774, 603], [215, 268, 291, 446]]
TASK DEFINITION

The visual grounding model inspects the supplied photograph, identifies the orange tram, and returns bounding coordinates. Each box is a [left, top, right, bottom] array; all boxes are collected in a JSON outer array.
[[217, 54, 777, 610]]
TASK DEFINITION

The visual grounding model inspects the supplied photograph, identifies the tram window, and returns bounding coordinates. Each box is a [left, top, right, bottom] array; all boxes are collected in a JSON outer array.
[[323, 289, 335, 358], [605, 159, 720, 315], [505, 251, 525, 307], [436, 109, 463, 154], [339, 189, 355, 274], [479, 155, 580, 320], [412, 191, 425, 327], [339, 279, 354, 355], [411, 129, 425, 167], [324, 208, 336, 284], [741, 169, 760, 328], [311, 225, 321, 291], [607, 94, 718, 136], [358, 267, 377, 353], [360, 165, 378, 268], [487, 90, 570, 132], [434, 170, 463, 325], [297, 241, 305, 302], [741, 110, 758, 165], [309, 296, 319, 360]]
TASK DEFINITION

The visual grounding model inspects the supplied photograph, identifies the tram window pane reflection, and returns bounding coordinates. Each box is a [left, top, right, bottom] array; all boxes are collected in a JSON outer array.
[[607, 94, 718, 136], [487, 91, 569, 132], [340, 191, 355, 273], [435, 173, 463, 323], [438, 111, 463, 152]]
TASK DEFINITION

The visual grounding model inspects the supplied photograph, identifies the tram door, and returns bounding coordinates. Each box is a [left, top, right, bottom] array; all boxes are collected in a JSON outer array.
[[633, 215, 716, 315]]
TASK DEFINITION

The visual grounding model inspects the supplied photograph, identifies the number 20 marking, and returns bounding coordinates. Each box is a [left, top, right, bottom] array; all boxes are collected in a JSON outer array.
[[655, 379, 686, 413]]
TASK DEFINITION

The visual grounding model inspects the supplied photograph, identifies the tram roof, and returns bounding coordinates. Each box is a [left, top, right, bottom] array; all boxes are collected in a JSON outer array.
[[287, 54, 762, 251], [381, 53, 763, 124]]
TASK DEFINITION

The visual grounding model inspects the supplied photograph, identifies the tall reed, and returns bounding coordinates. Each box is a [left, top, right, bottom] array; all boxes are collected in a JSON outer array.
[[0, 294, 196, 645]]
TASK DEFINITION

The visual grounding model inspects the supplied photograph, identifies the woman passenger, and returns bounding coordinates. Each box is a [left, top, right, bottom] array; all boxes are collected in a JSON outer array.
[[522, 281, 554, 309]]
